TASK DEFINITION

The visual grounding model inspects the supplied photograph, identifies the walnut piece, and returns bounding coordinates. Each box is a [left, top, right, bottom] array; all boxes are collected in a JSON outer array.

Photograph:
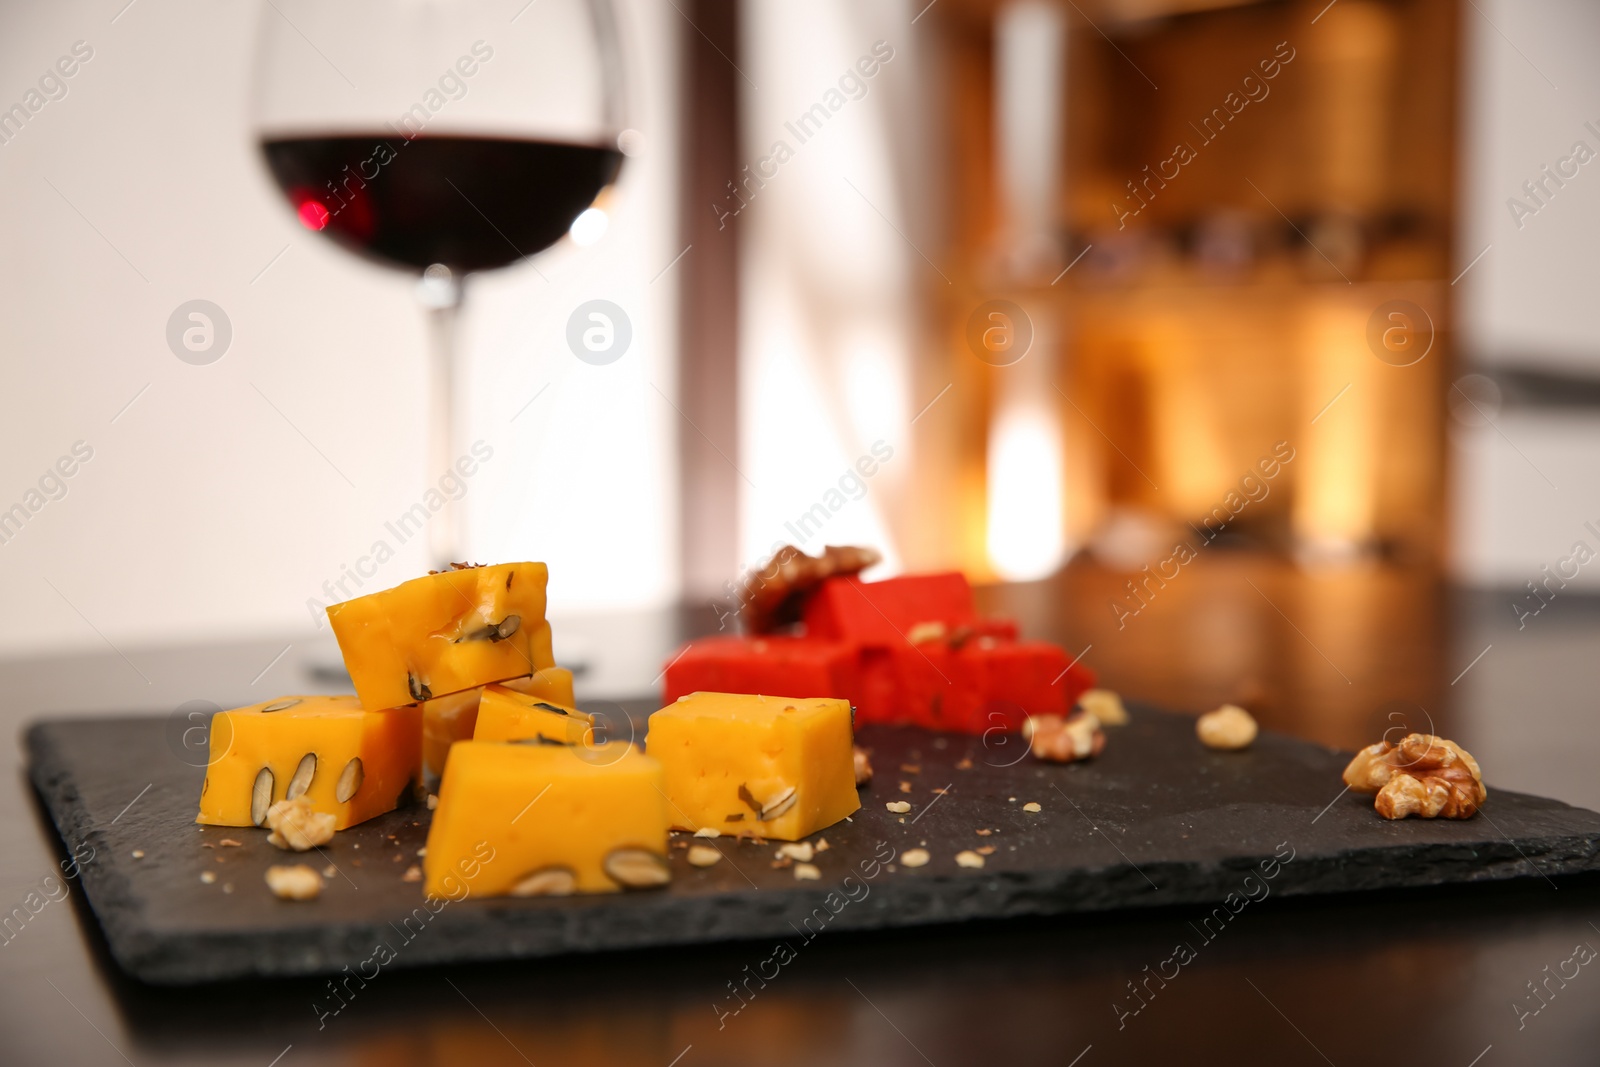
[[1077, 688, 1129, 726], [1024, 712, 1106, 763], [1196, 704, 1257, 751], [853, 745, 873, 785], [738, 544, 882, 633], [265, 797, 336, 851], [265, 864, 324, 900], [1342, 733, 1486, 819]]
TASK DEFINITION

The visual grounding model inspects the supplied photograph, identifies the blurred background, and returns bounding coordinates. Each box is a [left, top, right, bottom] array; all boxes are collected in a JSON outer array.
[[2, 0, 1599, 806]]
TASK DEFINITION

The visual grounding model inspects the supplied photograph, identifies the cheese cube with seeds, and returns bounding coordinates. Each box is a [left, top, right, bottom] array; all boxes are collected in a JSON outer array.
[[423, 741, 670, 898], [326, 562, 556, 711], [421, 666, 575, 780], [646, 692, 859, 841], [196, 696, 421, 831], [473, 684, 594, 747]]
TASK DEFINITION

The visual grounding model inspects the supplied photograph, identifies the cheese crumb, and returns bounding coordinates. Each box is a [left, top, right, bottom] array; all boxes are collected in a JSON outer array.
[[687, 845, 723, 868]]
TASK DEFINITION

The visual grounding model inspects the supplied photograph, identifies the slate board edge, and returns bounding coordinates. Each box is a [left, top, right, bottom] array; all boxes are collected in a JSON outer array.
[[25, 719, 1600, 985]]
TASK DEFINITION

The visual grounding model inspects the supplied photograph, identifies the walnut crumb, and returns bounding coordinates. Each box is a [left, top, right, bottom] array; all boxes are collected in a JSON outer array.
[[200, 871, 216, 884], [131, 850, 145, 859], [1022, 802, 1042, 813], [793, 863, 821, 881], [218, 838, 242, 848], [853, 746, 873, 786], [265, 864, 323, 901], [1024, 713, 1106, 763], [693, 826, 721, 838], [898, 781, 912, 794], [901, 848, 930, 868], [814, 838, 830, 852], [955, 850, 986, 869], [975, 828, 993, 836], [426, 794, 439, 810], [955, 758, 973, 770], [1077, 688, 1129, 726], [976, 845, 997, 856], [402, 865, 422, 883], [776, 842, 814, 862], [886, 801, 912, 814], [1196, 705, 1258, 751], [265, 797, 336, 852]]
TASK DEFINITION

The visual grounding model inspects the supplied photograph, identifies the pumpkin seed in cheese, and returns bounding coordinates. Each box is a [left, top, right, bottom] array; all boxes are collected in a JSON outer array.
[[196, 695, 422, 830], [326, 562, 556, 711]]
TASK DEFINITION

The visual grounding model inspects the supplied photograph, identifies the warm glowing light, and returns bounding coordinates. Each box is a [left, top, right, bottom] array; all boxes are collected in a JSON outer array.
[[987, 407, 1065, 580], [569, 207, 609, 246], [296, 198, 330, 231]]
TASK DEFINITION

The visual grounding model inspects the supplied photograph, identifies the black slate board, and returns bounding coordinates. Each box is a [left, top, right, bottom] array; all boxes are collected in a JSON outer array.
[[25, 709, 1600, 984]]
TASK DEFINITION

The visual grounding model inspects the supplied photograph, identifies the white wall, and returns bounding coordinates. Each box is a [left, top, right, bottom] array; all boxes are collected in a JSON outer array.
[[1457, 0, 1600, 371], [1452, 0, 1600, 586], [737, 0, 920, 578], [0, 0, 679, 658]]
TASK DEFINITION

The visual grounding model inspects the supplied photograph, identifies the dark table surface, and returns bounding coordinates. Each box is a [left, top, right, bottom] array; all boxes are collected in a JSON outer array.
[[6, 555, 1600, 1065]]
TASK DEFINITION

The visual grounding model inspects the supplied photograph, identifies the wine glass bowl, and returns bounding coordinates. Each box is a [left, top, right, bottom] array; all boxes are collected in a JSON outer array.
[[250, 0, 627, 563]]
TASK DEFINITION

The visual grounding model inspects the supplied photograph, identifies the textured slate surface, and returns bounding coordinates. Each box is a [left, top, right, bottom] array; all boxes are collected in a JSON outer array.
[[25, 709, 1600, 985]]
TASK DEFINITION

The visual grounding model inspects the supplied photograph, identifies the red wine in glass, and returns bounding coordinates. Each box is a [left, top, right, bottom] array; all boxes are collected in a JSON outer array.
[[261, 133, 624, 272]]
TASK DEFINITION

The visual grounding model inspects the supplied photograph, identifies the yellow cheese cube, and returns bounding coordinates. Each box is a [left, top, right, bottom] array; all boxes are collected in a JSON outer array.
[[501, 666, 576, 705], [326, 562, 556, 711], [421, 667, 576, 780], [473, 685, 594, 747], [645, 692, 859, 841], [423, 741, 670, 898], [196, 696, 422, 830]]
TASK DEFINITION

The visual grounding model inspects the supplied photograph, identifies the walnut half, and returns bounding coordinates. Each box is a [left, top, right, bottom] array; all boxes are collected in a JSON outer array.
[[1342, 733, 1486, 819], [738, 544, 882, 633]]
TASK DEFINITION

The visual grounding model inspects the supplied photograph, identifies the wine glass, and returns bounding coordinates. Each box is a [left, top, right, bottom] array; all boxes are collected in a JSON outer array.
[[251, 0, 627, 565]]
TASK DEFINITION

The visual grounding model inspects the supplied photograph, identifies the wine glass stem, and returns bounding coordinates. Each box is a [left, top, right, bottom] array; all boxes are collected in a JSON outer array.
[[423, 272, 463, 567]]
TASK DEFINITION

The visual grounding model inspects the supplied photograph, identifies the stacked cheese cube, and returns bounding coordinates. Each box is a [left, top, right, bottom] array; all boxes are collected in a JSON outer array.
[[196, 562, 864, 899], [195, 563, 671, 896]]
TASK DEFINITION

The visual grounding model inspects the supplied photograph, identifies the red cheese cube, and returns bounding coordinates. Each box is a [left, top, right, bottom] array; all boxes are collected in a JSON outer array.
[[877, 639, 1093, 734], [662, 635, 859, 705], [803, 573, 978, 644]]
